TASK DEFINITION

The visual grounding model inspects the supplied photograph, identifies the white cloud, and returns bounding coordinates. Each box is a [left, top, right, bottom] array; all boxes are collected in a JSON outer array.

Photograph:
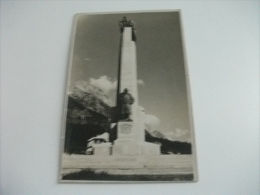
[[137, 79, 145, 86], [185, 137, 192, 143], [145, 114, 161, 128], [89, 76, 116, 93], [165, 128, 189, 140], [89, 76, 144, 93], [139, 106, 145, 111]]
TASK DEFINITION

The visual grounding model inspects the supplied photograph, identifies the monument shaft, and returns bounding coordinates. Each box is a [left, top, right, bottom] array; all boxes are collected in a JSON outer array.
[[115, 26, 144, 144], [94, 18, 160, 156], [112, 22, 159, 156], [118, 27, 139, 121]]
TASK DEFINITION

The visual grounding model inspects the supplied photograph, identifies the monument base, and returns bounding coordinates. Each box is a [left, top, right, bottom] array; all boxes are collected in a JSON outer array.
[[93, 143, 112, 156], [112, 121, 160, 155], [112, 141, 160, 155]]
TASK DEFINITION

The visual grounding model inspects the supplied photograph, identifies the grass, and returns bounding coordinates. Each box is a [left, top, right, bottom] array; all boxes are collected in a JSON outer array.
[[62, 169, 193, 181]]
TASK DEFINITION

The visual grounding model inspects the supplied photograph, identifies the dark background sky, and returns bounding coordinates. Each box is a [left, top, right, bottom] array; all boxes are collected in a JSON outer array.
[[69, 11, 191, 141]]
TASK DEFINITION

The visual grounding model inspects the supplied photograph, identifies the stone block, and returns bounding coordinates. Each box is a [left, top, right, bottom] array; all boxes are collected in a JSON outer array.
[[112, 140, 160, 156], [140, 142, 161, 155], [93, 143, 111, 156], [112, 143, 141, 155]]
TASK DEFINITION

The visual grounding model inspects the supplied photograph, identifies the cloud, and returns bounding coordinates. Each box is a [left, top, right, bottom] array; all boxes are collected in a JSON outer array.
[[89, 76, 117, 93], [185, 137, 192, 143], [137, 79, 145, 86], [165, 128, 190, 141], [89, 76, 144, 93], [145, 114, 161, 127]]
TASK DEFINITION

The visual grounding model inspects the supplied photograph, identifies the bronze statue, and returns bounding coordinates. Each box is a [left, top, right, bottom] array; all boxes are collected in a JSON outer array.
[[118, 88, 134, 121], [119, 17, 136, 41]]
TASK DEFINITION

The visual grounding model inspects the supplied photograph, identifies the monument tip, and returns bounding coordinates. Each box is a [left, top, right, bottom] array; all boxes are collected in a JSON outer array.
[[118, 17, 137, 41], [119, 17, 135, 30]]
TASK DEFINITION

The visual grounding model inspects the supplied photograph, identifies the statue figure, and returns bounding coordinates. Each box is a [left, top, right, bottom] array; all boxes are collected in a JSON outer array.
[[118, 17, 127, 31], [119, 16, 136, 34], [118, 88, 134, 121]]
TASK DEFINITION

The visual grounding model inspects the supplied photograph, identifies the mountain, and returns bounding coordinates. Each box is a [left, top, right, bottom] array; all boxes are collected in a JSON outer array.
[[145, 130, 191, 154], [69, 81, 112, 118], [64, 81, 112, 154]]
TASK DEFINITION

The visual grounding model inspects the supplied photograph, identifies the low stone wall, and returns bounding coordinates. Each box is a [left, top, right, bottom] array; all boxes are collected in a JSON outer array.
[[61, 154, 194, 174]]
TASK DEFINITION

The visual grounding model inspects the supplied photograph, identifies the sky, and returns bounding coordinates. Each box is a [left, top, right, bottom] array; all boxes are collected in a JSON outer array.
[[68, 11, 192, 142]]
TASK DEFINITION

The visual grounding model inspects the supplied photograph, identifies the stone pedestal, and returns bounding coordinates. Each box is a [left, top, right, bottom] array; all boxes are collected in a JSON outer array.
[[112, 142, 160, 156], [140, 142, 161, 155], [93, 143, 112, 156], [112, 121, 160, 156]]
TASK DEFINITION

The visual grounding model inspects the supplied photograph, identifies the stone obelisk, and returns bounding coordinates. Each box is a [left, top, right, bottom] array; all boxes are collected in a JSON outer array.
[[112, 17, 160, 155]]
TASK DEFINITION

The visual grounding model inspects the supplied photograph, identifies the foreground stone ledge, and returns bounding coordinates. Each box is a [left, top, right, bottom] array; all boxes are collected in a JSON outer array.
[[61, 154, 194, 172]]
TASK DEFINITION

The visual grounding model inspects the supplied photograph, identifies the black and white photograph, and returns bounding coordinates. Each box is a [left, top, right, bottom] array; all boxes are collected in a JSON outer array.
[[60, 10, 197, 182]]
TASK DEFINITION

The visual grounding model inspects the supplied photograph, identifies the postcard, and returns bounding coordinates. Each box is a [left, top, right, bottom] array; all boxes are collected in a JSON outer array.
[[59, 10, 197, 182]]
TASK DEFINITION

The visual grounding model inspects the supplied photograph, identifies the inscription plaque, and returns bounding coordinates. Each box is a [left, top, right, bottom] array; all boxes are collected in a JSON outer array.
[[119, 124, 132, 134]]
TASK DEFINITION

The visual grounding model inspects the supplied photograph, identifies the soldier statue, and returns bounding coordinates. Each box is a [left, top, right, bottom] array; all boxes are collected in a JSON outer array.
[[118, 17, 136, 41], [118, 88, 135, 121]]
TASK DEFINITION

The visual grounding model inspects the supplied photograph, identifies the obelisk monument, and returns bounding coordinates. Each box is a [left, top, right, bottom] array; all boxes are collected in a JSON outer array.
[[112, 17, 160, 155]]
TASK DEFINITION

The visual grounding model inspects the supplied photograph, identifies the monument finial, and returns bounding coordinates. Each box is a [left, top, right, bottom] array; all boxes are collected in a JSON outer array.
[[119, 16, 136, 33], [118, 17, 136, 41]]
